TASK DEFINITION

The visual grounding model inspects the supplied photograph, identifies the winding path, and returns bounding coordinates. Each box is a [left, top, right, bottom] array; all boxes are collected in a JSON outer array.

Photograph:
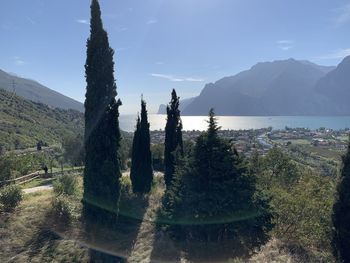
[[23, 185, 53, 194]]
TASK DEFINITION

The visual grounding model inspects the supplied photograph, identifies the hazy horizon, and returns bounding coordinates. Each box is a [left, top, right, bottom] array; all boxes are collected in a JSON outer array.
[[1, 0, 350, 114]]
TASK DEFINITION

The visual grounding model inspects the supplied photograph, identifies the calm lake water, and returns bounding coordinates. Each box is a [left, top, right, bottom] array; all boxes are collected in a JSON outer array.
[[119, 115, 350, 132]]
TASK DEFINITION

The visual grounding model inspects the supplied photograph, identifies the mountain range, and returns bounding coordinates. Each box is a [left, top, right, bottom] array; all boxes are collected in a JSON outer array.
[[0, 69, 84, 112], [158, 57, 350, 116]]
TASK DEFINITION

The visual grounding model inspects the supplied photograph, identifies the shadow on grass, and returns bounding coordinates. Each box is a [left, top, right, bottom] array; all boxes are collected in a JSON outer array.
[[25, 213, 61, 260], [149, 211, 270, 263], [21, 189, 150, 262], [149, 208, 183, 263], [82, 193, 150, 262], [149, 226, 183, 263], [27, 228, 61, 259]]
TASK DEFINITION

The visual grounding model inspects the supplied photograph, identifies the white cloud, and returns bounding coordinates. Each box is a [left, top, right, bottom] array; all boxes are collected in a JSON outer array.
[[276, 40, 294, 51], [147, 19, 158, 25], [315, 48, 350, 60], [12, 56, 26, 66], [185, 77, 205, 82], [334, 3, 350, 27], [76, 19, 89, 25], [150, 73, 204, 82]]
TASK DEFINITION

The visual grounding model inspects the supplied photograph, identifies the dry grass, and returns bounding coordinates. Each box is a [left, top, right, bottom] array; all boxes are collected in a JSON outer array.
[[0, 177, 336, 263], [0, 190, 89, 263]]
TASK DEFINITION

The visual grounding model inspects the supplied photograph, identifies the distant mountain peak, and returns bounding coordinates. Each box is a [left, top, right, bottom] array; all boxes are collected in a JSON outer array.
[[0, 69, 84, 112], [181, 57, 346, 116], [338, 55, 350, 68]]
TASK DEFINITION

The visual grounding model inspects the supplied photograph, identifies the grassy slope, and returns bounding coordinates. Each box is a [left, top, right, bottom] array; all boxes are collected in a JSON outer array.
[[1, 175, 328, 263], [0, 190, 89, 262], [0, 87, 84, 150]]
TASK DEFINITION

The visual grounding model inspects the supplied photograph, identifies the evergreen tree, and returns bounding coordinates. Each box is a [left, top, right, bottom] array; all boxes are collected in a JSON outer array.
[[164, 89, 183, 188], [130, 115, 141, 191], [332, 140, 350, 262], [83, 0, 122, 220], [163, 109, 272, 251], [130, 99, 153, 193]]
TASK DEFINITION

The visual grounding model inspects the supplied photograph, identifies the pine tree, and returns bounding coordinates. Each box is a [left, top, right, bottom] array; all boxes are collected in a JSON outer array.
[[332, 140, 350, 262], [165, 109, 272, 249], [83, 0, 122, 220], [164, 89, 183, 188], [130, 99, 153, 193]]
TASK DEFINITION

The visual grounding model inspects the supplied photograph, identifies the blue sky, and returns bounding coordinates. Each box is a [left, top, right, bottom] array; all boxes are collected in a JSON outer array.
[[1, 0, 350, 114]]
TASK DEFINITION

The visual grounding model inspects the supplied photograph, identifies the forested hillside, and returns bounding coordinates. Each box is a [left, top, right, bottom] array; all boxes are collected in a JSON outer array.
[[0, 87, 84, 150]]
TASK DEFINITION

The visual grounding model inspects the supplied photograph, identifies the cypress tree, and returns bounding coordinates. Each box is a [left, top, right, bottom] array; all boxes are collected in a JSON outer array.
[[332, 140, 350, 262], [130, 99, 153, 193], [130, 115, 141, 191], [164, 89, 183, 188], [83, 0, 122, 220]]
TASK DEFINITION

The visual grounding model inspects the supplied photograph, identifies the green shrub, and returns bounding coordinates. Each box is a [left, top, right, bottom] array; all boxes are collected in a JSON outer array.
[[53, 174, 78, 196], [120, 176, 132, 195], [0, 184, 23, 212], [52, 195, 72, 220]]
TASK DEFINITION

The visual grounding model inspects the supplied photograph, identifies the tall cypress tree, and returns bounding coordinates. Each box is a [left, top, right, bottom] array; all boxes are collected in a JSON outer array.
[[130, 115, 141, 191], [164, 89, 183, 188], [332, 140, 350, 262], [130, 99, 153, 193], [83, 0, 122, 220]]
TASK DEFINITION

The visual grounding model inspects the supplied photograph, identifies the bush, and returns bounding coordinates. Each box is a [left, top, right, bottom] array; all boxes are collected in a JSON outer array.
[[120, 176, 132, 195], [269, 172, 335, 249], [0, 184, 23, 212], [53, 174, 78, 196], [52, 195, 72, 220]]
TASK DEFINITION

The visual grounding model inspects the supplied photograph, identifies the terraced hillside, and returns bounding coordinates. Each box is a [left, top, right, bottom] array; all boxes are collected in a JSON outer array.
[[0, 88, 84, 150]]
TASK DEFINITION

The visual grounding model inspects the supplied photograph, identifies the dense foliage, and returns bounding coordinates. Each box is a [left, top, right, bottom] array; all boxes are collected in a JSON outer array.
[[332, 141, 350, 263], [130, 99, 153, 193], [162, 109, 272, 253], [0, 87, 83, 150], [0, 151, 58, 181], [151, 143, 164, 171], [53, 173, 79, 196], [52, 194, 74, 221], [0, 184, 23, 212], [252, 147, 336, 260], [62, 134, 84, 166], [83, 0, 122, 220], [164, 89, 183, 189]]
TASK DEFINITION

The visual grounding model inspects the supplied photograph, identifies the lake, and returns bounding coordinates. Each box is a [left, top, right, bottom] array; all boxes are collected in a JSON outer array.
[[119, 115, 350, 132]]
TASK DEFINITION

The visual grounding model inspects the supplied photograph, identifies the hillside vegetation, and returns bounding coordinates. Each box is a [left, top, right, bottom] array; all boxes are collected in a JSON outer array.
[[0, 87, 84, 150]]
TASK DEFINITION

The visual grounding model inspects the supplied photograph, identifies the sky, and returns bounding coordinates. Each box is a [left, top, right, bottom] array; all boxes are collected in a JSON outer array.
[[1, 0, 350, 114]]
